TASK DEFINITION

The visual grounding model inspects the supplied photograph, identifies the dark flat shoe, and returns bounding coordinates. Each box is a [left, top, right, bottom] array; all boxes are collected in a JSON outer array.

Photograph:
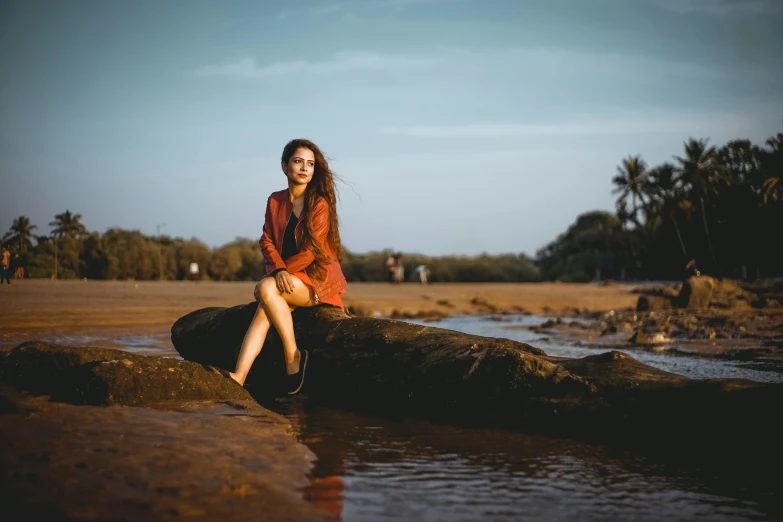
[[286, 350, 308, 395]]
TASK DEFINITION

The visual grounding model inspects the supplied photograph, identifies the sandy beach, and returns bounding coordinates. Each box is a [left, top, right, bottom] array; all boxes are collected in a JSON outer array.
[[0, 280, 637, 351]]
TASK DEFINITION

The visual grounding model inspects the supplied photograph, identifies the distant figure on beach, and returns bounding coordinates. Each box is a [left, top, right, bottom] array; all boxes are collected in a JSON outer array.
[[1, 246, 11, 284], [214, 139, 347, 395], [394, 253, 405, 283], [685, 258, 700, 277], [189, 262, 199, 281], [385, 254, 397, 283], [413, 264, 430, 284], [13, 253, 25, 279]]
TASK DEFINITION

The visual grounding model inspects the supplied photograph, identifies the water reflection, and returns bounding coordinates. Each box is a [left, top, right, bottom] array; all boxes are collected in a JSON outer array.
[[274, 401, 781, 522]]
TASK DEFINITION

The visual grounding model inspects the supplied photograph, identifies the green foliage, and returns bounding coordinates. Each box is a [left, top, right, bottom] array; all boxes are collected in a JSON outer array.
[[2, 216, 37, 256], [541, 125, 783, 281], [341, 250, 540, 283], [49, 210, 88, 239], [536, 212, 622, 282]]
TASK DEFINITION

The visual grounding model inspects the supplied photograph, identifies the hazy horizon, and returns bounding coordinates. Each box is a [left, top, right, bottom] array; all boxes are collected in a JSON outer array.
[[2, 0, 781, 256]]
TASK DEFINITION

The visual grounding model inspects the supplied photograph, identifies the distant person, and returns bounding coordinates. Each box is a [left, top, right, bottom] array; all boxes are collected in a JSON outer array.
[[13, 253, 24, 279], [413, 264, 430, 284], [685, 258, 700, 277], [189, 261, 200, 281], [1, 246, 10, 284], [385, 254, 397, 283], [394, 253, 405, 283], [212, 139, 347, 396]]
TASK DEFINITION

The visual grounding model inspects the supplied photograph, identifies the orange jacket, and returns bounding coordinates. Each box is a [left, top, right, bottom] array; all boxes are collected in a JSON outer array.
[[259, 189, 347, 302]]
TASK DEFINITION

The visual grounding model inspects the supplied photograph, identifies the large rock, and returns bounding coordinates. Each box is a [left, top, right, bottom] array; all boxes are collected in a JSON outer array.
[[677, 276, 716, 309], [171, 304, 783, 454], [0, 341, 252, 406], [711, 279, 755, 309]]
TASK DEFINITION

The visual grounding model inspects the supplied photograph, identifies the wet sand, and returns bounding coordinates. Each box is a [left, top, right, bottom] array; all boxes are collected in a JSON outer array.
[[0, 280, 637, 351]]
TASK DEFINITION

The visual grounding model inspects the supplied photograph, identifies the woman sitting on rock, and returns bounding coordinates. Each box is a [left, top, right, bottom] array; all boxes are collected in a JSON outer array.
[[216, 138, 347, 395]]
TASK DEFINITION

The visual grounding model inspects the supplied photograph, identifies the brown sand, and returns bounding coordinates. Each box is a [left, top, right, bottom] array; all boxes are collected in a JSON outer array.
[[0, 279, 638, 325], [0, 280, 636, 351]]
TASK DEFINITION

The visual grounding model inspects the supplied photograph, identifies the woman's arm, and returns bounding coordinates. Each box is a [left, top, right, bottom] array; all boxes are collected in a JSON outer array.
[[259, 195, 287, 272], [283, 198, 329, 273]]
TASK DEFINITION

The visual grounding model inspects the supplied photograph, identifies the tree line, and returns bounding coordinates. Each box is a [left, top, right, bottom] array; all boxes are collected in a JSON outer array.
[[1, 211, 541, 282], [537, 127, 783, 281], [4, 126, 781, 283]]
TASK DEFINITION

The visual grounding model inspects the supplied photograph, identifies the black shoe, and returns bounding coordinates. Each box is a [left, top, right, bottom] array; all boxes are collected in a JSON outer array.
[[286, 350, 308, 395]]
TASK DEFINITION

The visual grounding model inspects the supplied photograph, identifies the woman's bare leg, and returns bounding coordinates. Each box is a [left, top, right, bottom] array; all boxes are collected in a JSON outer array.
[[230, 302, 271, 385], [258, 276, 315, 375]]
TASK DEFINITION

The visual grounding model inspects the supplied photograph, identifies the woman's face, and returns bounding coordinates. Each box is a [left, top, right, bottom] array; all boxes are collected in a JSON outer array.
[[282, 147, 316, 186]]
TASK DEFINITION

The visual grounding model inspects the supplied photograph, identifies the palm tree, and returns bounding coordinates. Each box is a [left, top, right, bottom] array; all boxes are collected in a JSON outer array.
[[647, 162, 688, 257], [674, 138, 720, 267], [612, 155, 649, 224], [49, 210, 88, 239], [3, 216, 37, 254], [762, 132, 782, 204]]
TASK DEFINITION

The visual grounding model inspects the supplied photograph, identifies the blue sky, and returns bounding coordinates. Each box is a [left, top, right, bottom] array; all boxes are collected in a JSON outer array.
[[1, 0, 781, 256]]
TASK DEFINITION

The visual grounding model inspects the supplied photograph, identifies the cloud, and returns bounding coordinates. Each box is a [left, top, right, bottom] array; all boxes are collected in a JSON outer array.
[[192, 51, 435, 78], [379, 112, 755, 138], [657, 0, 782, 15]]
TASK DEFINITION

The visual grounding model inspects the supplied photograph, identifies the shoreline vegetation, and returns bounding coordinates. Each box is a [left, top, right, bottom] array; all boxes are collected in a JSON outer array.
[[3, 130, 781, 284]]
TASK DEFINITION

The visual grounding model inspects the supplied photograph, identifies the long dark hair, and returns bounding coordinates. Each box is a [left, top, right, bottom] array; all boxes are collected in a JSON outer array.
[[281, 139, 344, 279]]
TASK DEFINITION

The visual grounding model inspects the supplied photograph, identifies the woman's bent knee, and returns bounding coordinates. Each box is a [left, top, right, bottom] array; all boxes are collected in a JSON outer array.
[[259, 277, 280, 303]]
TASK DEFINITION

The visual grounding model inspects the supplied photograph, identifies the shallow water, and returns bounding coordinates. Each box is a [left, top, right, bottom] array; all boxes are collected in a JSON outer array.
[[407, 314, 783, 383], [276, 403, 781, 522], [37, 332, 176, 357]]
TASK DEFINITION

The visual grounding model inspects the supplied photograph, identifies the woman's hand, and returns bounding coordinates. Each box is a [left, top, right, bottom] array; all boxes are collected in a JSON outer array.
[[275, 270, 295, 294]]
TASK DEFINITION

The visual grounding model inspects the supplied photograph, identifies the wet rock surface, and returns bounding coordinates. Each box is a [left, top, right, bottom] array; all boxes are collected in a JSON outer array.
[[0, 341, 252, 405], [0, 392, 323, 522], [633, 277, 781, 312]]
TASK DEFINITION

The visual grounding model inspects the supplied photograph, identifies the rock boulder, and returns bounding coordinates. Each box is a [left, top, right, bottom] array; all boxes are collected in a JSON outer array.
[[0, 341, 252, 406]]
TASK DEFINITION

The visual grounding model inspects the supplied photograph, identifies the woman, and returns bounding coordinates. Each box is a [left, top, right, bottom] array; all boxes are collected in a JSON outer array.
[[217, 139, 347, 395]]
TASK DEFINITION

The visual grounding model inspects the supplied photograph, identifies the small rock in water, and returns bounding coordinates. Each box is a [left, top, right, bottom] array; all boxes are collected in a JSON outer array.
[[600, 324, 618, 336], [650, 332, 671, 344], [629, 330, 648, 344]]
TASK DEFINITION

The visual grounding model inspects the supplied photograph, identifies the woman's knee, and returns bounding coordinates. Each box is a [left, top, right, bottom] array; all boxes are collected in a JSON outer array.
[[259, 277, 280, 303]]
